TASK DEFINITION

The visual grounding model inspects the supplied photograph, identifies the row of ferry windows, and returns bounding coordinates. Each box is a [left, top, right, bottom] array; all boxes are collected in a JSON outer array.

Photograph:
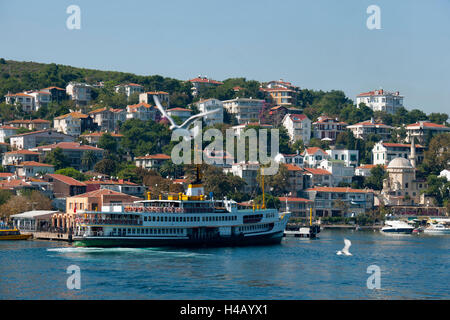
[[143, 215, 238, 222], [238, 224, 270, 232], [113, 228, 184, 235]]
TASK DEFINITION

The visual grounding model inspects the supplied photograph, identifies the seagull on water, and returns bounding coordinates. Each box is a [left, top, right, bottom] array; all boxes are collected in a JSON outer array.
[[336, 238, 352, 256], [153, 95, 221, 141]]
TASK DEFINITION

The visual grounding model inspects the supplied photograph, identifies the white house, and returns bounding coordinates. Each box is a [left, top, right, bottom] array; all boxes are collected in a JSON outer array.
[[405, 121, 450, 144], [114, 83, 144, 97], [195, 99, 224, 126], [135, 154, 171, 170], [439, 169, 450, 182], [231, 122, 273, 138], [9, 129, 76, 150], [302, 147, 329, 168], [66, 82, 92, 106], [282, 114, 311, 145], [318, 159, 355, 187], [326, 149, 359, 167], [126, 103, 157, 121], [346, 118, 393, 140], [4, 92, 35, 112], [372, 141, 424, 166], [167, 108, 192, 123], [53, 112, 89, 136], [356, 89, 404, 114], [312, 116, 347, 142], [15, 161, 55, 178], [139, 91, 170, 106], [0, 125, 19, 143], [222, 98, 265, 124]]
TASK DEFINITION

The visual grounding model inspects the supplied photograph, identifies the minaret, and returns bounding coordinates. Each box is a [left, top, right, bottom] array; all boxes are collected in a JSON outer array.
[[409, 137, 416, 168]]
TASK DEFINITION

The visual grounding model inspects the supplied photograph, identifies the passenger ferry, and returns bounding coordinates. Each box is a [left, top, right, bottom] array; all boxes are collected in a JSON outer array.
[[73, 172, 290, 247]]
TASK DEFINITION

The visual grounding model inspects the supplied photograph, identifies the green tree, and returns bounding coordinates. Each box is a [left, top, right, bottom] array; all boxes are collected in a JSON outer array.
[[55, 167, 88, 181], [94, 159, 118, 176], [422, 175, 449, 207], [364, 165, 387, 190], [81, 150, 98, 171], [44, 147, 70, 170]]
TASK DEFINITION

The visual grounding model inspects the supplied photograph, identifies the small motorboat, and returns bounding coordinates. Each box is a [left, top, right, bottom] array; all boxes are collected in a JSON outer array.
[[381, 220, 415, 234], [423, 223, 450, 235]]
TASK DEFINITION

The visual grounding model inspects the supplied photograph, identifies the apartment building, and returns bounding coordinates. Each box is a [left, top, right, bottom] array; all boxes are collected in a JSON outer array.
[[222, 98, 265, 124], [347, 118, 393, 140], [282, 113, 311, 145], [356, 89, 404, 114]]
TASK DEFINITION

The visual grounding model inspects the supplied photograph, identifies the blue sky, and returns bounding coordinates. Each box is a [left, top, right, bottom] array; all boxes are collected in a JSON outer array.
[[1, 0, 449, 114]]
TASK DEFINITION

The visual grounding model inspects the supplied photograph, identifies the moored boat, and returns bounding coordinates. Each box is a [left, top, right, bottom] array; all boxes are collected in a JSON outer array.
[[423, 223, 450, 235], [0, 228, 32, 240], [381, 220, 415, 234]]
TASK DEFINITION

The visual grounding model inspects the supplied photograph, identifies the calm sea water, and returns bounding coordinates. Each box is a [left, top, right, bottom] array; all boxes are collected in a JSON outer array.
[[0, 229, 448, 300]]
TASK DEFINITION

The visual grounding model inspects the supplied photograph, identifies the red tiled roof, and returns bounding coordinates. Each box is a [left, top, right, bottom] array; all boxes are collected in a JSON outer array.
[[46, 174, 86, 186], [127, 102, 153, 110], [304, 147, 327, 155], [5, 150, 40, 155], [406, 122, 449, 129], [7, 119, 50, 124], [348, 121, 391, 127], [0, 125, 19, 130], [302, 168, 331, 175], [382, 142, 424, 148], [167, 107, 192, 112], [34, 142, 104, 151], [288, 114, 308, 122], [189, 77, 223, 85], [17, 161, 54, 167], [0, 173, 14, 178], [80, 132, 123, 137], [144, 91, 169, 95], [42, 86, 65, 90], [83, 180, 138, 186], [135, 154, 171, 160], [284, 163, 303, 171], [55, 112, 89, 120], [71, 188, 140, 198]]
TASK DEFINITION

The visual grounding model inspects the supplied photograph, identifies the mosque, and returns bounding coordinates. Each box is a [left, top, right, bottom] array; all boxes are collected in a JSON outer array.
[[382, 138, 428, 206]]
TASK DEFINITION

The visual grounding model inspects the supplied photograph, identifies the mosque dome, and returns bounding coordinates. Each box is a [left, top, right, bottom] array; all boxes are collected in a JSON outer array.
[[387, 157, 413, 169]]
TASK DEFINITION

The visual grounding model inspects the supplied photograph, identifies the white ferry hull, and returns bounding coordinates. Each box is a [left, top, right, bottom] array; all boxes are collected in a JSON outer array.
[[73, 230, 285, 248]]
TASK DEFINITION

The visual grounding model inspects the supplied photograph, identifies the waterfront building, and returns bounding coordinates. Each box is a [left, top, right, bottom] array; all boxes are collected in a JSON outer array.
[[346, 118, 393, 140], [356, 89, 404, 114], [405, 121, 450, 144], [282, 113, 311, 145], [303, 186, 375, 217], [312, 116, 347, 142], [279, 197, 313, 218]]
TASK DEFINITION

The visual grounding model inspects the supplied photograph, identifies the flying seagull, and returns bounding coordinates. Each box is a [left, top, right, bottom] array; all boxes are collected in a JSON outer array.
[[153, 95, 221, 141], [336, 238, 352, 256]]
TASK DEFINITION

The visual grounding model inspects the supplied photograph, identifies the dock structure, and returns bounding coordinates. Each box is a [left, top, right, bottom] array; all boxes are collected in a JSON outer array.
[[28, 231, 72, 242]]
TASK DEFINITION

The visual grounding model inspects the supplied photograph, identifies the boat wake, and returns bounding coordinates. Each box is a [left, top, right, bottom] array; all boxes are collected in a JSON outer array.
[[46, 247, 213, 257]]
